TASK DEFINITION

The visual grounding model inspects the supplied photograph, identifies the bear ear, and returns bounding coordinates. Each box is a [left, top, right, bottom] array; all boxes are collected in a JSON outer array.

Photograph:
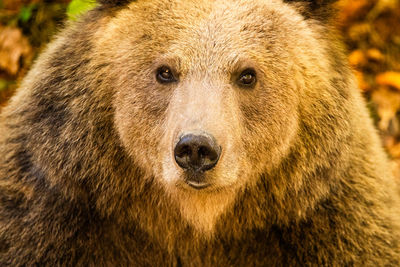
[[97, 0, 132, 7], [284, 0, 338, 9], [284, 0, 339, 20]]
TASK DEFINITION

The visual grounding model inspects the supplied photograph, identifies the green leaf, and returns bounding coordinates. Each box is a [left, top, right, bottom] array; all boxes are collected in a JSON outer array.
[[0, 80, 9, 92], [18, 4, 36, 23], [67, 0, 97, 21]]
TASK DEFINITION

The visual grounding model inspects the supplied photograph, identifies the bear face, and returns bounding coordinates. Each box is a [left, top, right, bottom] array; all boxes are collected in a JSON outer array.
[[2, 0, 400, 265], [90, 0, 340, 233]]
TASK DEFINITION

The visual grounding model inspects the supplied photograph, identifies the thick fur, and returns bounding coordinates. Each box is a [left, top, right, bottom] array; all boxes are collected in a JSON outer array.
[[1, 0, 400, 266]]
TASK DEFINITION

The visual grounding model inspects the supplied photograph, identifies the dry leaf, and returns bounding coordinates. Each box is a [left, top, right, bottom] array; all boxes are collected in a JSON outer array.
[[376, 72, 400, 90], [349, 50, 367, 66], [371, 87, 400, 131], [1, 0, 40, 12], [366, 48, 384, 61], [353, 70, 370, 91], [0, 26, 33, 76], [388, 142, 400, 158], [337, 0, 375, 25]]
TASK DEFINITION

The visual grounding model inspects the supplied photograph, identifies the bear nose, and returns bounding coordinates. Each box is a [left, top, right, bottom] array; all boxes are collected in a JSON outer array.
[[174, 134, 221, 172]]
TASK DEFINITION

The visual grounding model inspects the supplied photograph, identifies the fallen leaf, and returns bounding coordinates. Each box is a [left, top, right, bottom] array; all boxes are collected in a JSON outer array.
[[0, 26, 32, 76], [366, 48, 384, 61], [353, 70, 370, 91], [349, 49, 367, 66], [388, 142, 400, 158], [371, 86, 400, 131], [337, 0, 375, 25], [376, 71, 400, 90]]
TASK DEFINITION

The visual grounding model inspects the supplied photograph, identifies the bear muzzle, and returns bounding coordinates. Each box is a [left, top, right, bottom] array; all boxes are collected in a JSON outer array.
[[174, 133, 221, 189]]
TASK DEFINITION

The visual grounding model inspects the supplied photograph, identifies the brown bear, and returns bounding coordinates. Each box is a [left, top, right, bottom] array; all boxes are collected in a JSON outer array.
[[1, 0, 400, 265]]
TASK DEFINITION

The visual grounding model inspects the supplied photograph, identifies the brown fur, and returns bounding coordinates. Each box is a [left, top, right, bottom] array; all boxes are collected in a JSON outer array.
[[1, 0, 400, 265]]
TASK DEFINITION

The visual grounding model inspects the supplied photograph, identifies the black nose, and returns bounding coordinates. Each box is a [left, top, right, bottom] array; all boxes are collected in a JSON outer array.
[[174, 134, 221, 172]]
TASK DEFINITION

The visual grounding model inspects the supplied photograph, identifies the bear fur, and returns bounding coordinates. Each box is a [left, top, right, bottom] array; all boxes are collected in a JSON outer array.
[[1, 0, 400, 265]]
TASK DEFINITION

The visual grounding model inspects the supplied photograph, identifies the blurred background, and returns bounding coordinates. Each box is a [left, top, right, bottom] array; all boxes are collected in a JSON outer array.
[[1, 0, 400, 180]]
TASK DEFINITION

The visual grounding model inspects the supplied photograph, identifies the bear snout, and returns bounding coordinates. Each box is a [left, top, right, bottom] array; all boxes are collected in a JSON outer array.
[[174, 133, 221, 174]]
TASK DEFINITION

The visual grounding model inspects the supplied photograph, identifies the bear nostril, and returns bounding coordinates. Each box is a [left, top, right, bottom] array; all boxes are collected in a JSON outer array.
[[174, 133, 221, 172], [176, 145, 192, 158]]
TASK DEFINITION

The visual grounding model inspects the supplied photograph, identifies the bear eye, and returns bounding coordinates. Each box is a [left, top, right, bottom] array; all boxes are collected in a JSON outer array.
[[156, 66, 176, 84], [237, 69, 257, 87]]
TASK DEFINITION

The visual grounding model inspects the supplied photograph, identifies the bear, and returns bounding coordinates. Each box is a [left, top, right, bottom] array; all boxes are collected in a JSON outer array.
[[1, 0, 400, 265]]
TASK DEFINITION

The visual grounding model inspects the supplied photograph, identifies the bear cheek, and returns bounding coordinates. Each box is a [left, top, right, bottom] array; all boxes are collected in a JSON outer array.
[[113, 86, 171, 178], [238, 84, 300, 175]]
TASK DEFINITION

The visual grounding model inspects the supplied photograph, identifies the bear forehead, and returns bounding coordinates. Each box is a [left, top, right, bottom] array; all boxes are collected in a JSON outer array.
[[108, 0, 304, 46], [98, 0, 306, 69]]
